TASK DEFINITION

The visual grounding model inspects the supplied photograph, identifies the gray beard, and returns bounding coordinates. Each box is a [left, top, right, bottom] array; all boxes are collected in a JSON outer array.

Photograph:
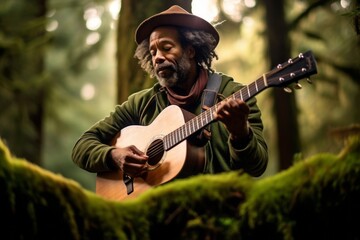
[[156, 54, 191, 88]]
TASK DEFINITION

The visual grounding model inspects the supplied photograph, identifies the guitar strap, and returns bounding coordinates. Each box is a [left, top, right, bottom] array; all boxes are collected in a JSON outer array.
[[202, 72, 222, 109], [200, 72, 222, 140]]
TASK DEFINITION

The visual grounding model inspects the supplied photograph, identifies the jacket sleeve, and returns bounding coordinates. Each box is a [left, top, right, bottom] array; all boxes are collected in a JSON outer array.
[[71, 94, 143, 173], [228, 96, 268, 177]]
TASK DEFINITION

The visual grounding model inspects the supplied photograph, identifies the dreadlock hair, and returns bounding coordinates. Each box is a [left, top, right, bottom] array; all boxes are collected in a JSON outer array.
[[134, 27, 219, 78]]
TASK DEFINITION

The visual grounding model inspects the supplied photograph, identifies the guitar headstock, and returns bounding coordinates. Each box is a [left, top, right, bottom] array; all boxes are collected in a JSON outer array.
[[266, 51, 318, 91]]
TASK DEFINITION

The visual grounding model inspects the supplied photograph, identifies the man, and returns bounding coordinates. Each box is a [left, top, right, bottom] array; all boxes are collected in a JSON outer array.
[[72, 5, 268, 191]]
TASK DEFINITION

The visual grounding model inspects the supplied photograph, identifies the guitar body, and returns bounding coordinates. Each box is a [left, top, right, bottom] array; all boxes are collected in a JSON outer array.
[[96, 105, 206, 201]]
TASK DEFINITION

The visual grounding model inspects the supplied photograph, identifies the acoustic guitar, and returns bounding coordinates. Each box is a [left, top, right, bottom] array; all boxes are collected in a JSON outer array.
[[96, 50, 318, 201]]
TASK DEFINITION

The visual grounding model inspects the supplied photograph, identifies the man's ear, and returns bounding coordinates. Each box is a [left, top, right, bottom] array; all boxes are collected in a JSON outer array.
[[186, 46, 195, 58]]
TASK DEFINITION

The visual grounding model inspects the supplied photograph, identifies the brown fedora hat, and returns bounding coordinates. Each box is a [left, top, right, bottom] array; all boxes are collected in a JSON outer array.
[[135, 5, 219, 48]]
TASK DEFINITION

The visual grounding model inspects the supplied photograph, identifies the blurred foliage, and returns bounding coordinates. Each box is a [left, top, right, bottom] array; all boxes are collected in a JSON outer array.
[[0, 0, 117, 189], [0, 0, 359, 192], [42, 0, 117, 189], [0, 0, 47, 164], [213, 0, 359, 171]]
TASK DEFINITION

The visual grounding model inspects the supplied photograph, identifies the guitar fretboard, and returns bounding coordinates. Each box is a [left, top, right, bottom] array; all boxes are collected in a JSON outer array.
[[163, 75, 269, 150]]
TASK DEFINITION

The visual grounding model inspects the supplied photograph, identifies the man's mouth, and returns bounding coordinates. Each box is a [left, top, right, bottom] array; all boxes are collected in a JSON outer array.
[[156, 64, 175, 77], [158, 67, 171, 74]]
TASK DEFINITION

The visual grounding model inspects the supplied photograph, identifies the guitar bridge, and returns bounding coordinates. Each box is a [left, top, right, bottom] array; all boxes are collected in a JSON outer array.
[[123, 174, 134, 195]]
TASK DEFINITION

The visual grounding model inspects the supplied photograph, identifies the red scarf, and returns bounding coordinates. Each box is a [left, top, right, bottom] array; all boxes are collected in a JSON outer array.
[[166, 68, 208, 110]]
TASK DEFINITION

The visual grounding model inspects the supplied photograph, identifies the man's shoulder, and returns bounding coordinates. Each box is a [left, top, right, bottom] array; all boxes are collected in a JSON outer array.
[[126, 83, 166, 107], [213, 72, 244, 93], [129, 83, 162, 98]]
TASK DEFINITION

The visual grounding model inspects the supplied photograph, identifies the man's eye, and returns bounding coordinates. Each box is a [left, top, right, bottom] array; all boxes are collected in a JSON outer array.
[[163, 45, 172, 51], [150, 50, 156, 56]]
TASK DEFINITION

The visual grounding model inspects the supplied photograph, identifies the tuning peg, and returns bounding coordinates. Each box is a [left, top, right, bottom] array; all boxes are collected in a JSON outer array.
[[294, 82, 302, 89], [283, 87, 292, 93], [306, 78, 313, 84]]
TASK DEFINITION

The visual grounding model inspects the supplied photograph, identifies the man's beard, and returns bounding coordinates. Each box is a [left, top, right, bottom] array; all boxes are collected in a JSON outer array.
[[155, 54, 191, 88]]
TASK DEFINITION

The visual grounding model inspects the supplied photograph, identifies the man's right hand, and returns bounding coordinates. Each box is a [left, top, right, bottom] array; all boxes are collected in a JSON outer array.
[[110, 146, 149, 177]]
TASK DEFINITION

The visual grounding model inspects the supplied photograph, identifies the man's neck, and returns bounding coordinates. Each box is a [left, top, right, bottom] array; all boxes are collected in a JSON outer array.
[[170, 65, 199, 96]]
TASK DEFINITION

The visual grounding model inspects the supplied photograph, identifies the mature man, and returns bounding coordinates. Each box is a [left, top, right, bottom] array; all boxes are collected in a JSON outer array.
[[72, 5, 268, 197]]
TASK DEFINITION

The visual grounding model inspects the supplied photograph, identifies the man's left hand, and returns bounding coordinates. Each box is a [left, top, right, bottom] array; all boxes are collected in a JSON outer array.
[[213, 98, 250, 142]]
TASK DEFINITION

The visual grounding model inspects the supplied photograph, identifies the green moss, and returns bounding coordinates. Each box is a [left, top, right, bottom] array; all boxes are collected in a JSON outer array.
[[240, 136, 360, 239], [1, 137, 359, 239]]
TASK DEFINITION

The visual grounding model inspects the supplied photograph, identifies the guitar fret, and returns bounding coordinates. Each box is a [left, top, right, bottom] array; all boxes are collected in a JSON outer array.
[[170, 131, 174, 146], [239, 90, 244, 101], [164, 136, 168, 149], [173, 131, 176, 146], [167, 133, 171, 147], [173, 132, 176, 146], [190, 119, 194, 136], [187, 121, 190, 137], [205, 112, 210, 123], [170, 132, 174, 147], [241, 88, 247, 100], [166, 135, 171, 149], [255, 80, 258, 92], [190, 122, 193, 136], [233, 91, 238, 100], [191, 119, 195, 134], [180, 125, 184, 140], [250, 82, 255, 97], [191, 119, 194, 134], [247, 85, 251, 98], [263, 74, 268, 87], [176, 128, 180, 143], [167, 137, 170, 149]]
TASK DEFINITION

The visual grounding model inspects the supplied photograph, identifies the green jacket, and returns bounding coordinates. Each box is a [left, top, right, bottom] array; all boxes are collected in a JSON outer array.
[[72, 73, 268, 177]]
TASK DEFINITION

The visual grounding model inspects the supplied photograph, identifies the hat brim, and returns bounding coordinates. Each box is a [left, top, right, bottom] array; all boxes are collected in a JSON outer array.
[[135, 13, 219, 49]]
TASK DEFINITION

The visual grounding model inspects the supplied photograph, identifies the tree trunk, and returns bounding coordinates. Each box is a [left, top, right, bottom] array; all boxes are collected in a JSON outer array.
[[0, 0, 47, 165], [116, 0, 191, 103], [263, 0, 301, 170]]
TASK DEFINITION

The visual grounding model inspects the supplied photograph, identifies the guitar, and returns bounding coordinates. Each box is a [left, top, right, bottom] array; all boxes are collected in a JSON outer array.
[[96, 50, 318, 201]]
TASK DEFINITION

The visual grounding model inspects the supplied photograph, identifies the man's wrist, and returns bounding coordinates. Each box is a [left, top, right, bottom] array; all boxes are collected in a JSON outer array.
[[107, 148, 119, 170], [230, 128, 253, 149]]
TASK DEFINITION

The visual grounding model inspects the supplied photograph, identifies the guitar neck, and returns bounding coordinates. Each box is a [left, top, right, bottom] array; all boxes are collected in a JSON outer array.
[[163, 75, 269, 151], [163, 50, 318, 151]]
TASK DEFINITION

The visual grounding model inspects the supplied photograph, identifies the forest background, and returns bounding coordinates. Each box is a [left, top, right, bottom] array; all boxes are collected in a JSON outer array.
[[0, 0, 359, 191]]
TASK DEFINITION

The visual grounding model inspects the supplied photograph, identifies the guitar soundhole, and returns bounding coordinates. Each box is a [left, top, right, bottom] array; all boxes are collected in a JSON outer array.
[[146, 138, 165, 168]]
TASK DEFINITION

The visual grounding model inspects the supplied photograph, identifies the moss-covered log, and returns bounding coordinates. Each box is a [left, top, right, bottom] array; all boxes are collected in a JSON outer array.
[[0, 137, 359, 240]]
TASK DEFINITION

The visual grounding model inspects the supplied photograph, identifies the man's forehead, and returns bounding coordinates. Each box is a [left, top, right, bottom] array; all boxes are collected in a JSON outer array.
[[149, 26, 179, 42]]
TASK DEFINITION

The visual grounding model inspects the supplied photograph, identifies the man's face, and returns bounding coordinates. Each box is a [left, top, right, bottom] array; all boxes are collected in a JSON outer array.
[[149, 27, 193, 88]]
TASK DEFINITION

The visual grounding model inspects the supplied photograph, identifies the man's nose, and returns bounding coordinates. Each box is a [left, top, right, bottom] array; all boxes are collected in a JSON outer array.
[[154, 51, 165, 64]]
